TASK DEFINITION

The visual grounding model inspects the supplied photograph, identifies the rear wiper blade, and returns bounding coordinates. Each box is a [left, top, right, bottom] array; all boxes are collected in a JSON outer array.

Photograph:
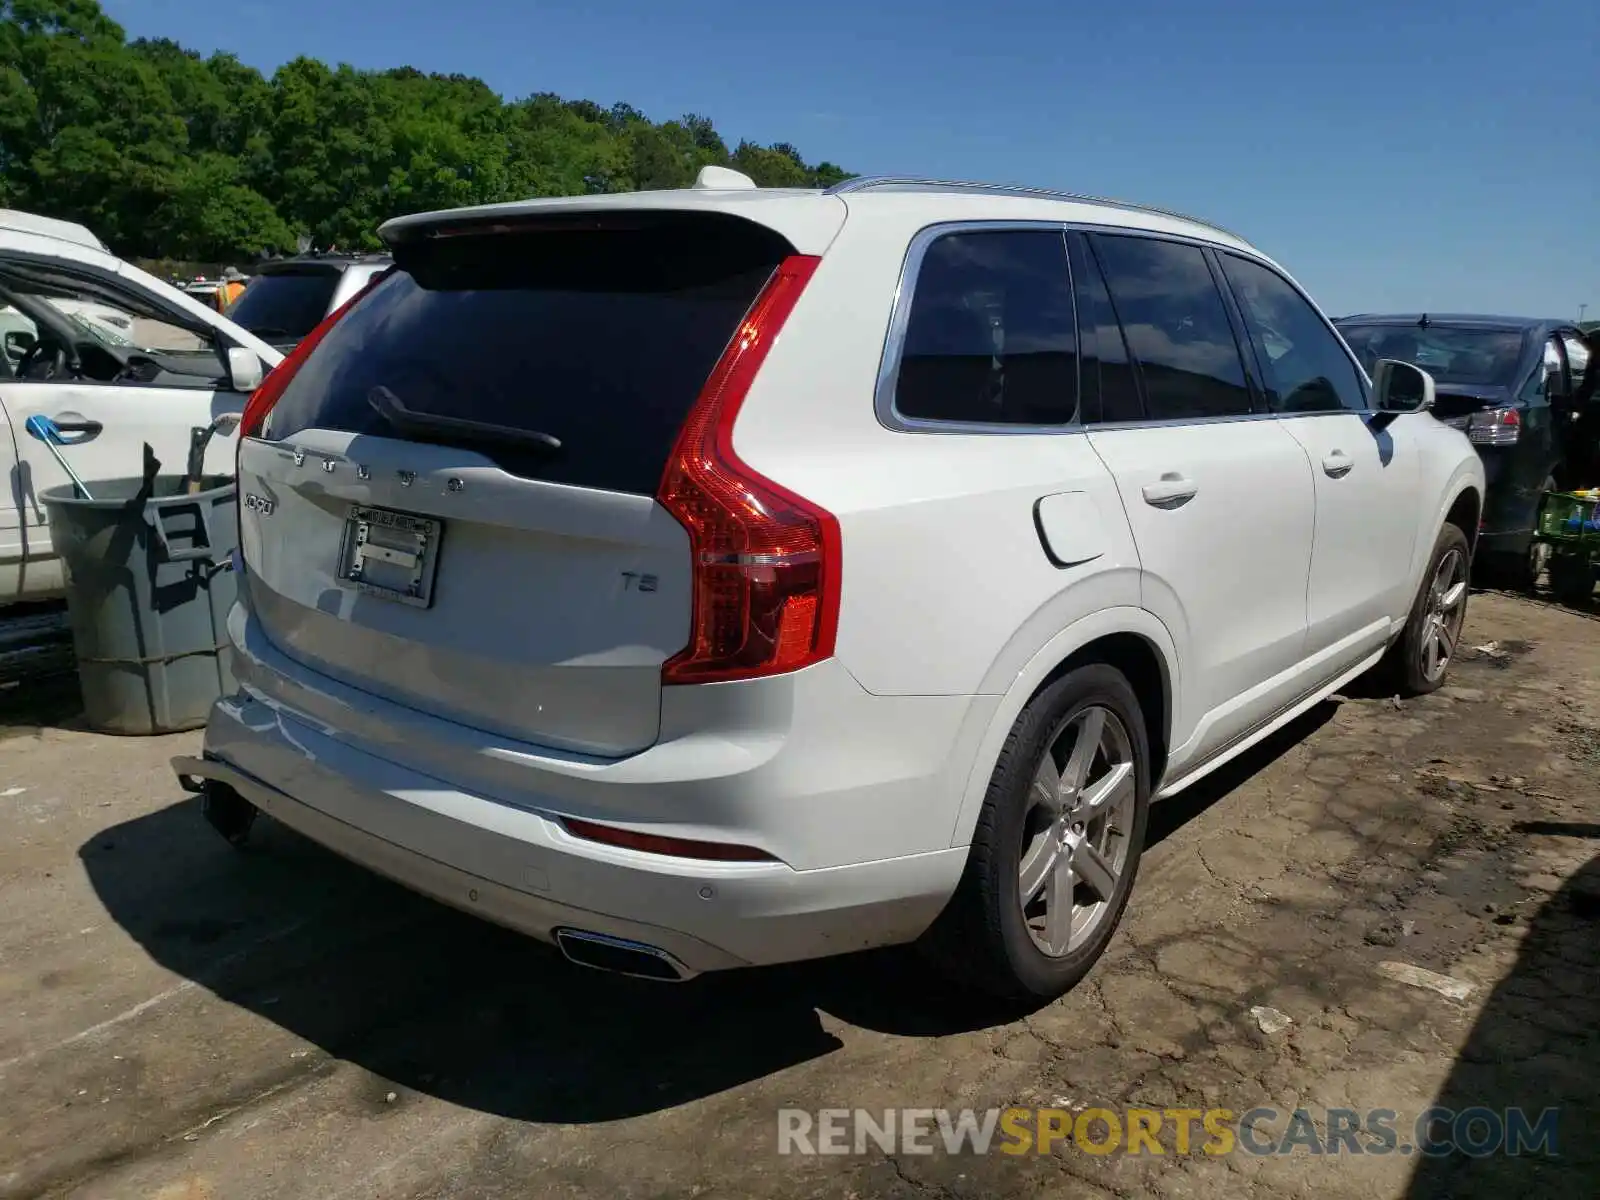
[[367, 385, 562, 453]]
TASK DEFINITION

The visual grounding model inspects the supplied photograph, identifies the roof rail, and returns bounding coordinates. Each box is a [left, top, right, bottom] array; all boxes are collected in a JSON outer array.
[[823, 177, 1245, 243]]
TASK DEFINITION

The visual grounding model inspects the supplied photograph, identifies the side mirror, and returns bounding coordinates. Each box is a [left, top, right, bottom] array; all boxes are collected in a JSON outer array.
[[4, 330, 36, 358], [211, 412, 242, 437], [1372, 358, 1435, 414], [226, 346, 264, 393]]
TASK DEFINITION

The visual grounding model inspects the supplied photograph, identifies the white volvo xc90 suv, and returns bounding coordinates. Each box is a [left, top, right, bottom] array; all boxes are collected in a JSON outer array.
[[174, 170, 1484, 1000]]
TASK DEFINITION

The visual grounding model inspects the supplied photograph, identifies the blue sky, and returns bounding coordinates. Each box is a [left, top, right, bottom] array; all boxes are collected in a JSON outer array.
[[108, 0, 1598, 318]]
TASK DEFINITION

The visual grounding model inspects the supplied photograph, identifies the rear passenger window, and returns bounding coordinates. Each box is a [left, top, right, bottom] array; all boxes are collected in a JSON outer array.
[[892, 229, 1078, 426], [1220, 254, 1366, 413], [1070, 234, 1143, 423], [1091, 235, 1253, 421]]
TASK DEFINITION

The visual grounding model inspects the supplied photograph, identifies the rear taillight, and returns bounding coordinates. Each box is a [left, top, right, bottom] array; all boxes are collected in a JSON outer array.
[[1466, 407, 1520, 446], [657, 255, 839, 686]]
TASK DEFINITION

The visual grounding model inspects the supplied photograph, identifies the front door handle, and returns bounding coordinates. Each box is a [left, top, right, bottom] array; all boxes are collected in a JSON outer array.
[[25, 413, 103, 445], [1141, 474, 1198, 509], [1322, 451, 1354, 478]]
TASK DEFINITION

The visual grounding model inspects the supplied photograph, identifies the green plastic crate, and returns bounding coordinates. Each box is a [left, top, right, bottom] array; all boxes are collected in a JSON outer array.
[[1536, 491, 1600, 547]]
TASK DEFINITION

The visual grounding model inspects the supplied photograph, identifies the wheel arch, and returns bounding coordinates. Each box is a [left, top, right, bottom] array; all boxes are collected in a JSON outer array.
[[946, 608, 1179, 851], [1445, 484, 1482, 556]]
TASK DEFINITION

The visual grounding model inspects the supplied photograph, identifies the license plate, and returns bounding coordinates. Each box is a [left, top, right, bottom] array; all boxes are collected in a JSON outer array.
[[336, 506, 441, 607]]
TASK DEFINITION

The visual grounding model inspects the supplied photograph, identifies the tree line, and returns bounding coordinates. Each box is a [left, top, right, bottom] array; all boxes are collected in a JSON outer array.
[[0, 0, 853, 261]]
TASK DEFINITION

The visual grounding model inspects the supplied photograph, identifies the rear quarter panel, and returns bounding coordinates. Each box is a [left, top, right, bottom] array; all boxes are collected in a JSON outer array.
[[729, 206, 1143, 700]]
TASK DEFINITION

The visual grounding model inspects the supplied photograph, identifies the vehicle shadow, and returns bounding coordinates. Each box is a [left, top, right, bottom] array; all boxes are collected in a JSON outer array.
[[1403, 843, 1600, 1199], [0, 670, 84, 739], [76, 702, 1337, 1126]]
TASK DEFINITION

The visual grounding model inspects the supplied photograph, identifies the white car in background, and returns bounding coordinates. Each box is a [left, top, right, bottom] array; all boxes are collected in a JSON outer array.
[[175, 171, 1483, 1001], [224, 252, 393, 352], [0, 209, 282, 606]]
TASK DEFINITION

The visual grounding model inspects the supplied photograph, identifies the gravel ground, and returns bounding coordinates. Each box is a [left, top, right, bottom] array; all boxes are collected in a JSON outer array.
[[0, 590, 1596, 1200]]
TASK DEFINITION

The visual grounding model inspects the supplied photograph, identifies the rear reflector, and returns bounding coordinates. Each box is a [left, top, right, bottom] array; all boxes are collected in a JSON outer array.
[[657, 255, 841, 685], [561, 817, 777, 862]]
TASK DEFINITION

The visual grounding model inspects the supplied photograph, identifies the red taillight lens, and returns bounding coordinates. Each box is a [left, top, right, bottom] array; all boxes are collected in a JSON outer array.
[[1466, 406, 1520, 446], [561, 817, 777, 862], [657, 254, 839, 686]]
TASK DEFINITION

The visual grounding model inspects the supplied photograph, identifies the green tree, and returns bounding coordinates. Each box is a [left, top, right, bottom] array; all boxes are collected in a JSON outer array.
[[0, 0, 853, 258]]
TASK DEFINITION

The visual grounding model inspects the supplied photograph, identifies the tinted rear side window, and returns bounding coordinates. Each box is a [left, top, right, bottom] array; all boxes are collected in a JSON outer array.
[[229, 271, 340, 340], [1069, 234, 1143, 423], [891, 228, 1078, 426], [265, 214, 792, 495], [1091, 235, 1252, 421]]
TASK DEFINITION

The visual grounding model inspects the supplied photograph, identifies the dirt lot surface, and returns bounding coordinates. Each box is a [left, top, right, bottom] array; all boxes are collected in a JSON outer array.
[[1, 591, 1597, 1200]]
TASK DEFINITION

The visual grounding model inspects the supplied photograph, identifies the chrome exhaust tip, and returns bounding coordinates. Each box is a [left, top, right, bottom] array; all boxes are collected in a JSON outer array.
[[553, 929, 691, 982]]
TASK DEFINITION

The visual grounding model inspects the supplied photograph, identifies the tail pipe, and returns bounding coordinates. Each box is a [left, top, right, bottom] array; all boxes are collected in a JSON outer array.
[[553, 929, 691, 982]]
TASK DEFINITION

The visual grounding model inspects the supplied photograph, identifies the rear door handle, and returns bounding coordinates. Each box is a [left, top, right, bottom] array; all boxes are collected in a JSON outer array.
[[1141, 474, 1198, 508], [1322, 451, 1353, 478]]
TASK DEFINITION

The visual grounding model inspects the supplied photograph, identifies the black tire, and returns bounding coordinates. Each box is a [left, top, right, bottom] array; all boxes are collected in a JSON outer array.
[[1379, 523, 1472, 696], [920, 663, 1150, 1001], [1548, 552, 1596, 607]]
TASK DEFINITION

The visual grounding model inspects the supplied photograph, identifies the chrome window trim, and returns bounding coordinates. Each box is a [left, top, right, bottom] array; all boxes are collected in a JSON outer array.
[[873, 221, 1085, 436], [873, 219, 1363, 436]]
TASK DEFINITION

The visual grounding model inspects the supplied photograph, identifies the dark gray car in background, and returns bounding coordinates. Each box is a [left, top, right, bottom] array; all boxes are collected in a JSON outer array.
[[1336, 314, 1591, 587]]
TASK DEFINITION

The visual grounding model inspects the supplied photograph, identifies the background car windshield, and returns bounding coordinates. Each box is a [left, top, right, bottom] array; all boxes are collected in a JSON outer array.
[[1337, 324, 1526, 388], [28, 293, 207, 354], [227, 271, 339, 339]]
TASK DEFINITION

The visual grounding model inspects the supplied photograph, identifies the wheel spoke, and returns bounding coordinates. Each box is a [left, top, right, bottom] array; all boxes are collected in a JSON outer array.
[[1075, 841, 1119, 901], [1062, 708, 1105, 793], [1030, 752, 1064, 815], [1434, 625, 1453, 667], [1019, 835, 1060, 902], [1433, 553, 1457, 594], [1078, 760, 1133, 821], [1440, 580, 1467, 610], [1424, 627, 1440, 677], [1043, 854, 1075, 954]]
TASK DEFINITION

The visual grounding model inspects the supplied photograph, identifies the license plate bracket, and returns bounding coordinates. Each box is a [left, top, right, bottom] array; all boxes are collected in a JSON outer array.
[[336, 506, 442, 607]]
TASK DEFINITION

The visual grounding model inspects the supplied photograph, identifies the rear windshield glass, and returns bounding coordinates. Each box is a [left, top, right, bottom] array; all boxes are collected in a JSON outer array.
[[1337, 324, 1527, 388], [265, 213, 792, 495], [228, 270, 340, 341]]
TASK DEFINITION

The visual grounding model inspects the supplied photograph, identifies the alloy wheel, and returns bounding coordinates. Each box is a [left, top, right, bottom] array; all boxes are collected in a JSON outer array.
[[1419, 547, 1468, 683], [1017, 705, 1137, 957]]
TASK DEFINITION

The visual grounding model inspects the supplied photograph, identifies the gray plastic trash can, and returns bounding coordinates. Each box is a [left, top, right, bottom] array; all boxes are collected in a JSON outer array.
[[41, 475, 238, 735]]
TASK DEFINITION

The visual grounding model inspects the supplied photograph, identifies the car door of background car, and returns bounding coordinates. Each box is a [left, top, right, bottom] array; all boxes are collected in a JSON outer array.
[[1073, 231, 1316, 771], [1216, 251, 1422, 666], [0, 254, 250, 601]]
